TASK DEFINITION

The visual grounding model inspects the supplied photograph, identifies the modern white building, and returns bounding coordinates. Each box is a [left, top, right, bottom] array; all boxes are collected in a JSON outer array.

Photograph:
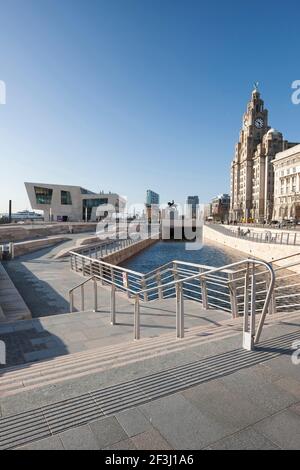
[[25, 183, 126, 222], [273, 144, 300, 221]]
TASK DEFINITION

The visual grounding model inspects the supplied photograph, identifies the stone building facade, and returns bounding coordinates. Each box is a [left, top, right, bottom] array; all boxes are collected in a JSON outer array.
[[211, 194, 230, 222], [273, 144, 300, 221], [230, 87, 298, 222]]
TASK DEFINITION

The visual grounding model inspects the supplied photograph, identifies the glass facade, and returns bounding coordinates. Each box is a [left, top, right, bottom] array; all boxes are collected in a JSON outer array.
[[146, 190, 160, 206], [82, 198, 108, 208], [34, 186, 53, 205], [187, 196, 199, 218], [61, 190, 72, 205], [82, 198, 108, 221]]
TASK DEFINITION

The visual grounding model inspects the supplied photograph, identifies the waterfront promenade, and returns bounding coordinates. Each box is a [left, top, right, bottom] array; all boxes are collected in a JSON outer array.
[[1, 237, 300, 450], [1, 308, 300, 450]]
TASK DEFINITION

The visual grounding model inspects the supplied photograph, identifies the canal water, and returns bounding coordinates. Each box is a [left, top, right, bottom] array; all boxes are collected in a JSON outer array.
[[121, 241, 242, 273]]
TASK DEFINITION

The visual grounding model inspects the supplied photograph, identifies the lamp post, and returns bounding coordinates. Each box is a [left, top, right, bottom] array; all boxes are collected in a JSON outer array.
[[8, 200, 12, 224]]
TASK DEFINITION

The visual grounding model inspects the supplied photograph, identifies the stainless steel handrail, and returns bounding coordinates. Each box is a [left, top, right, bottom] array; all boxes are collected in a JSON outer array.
[[69, 250, 275, 350], [69, 275, 99, 313]]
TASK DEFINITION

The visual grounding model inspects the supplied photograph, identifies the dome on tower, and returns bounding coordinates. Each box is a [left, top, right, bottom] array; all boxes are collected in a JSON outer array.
[[266, 128, 282, 137]]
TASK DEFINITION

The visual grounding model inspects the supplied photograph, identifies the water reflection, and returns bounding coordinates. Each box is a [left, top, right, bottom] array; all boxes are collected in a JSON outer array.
[[121, 241, 242, 273]]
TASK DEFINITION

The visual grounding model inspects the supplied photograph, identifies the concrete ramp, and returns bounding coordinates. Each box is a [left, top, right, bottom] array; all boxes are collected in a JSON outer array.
[[0, 263, 31, 323]]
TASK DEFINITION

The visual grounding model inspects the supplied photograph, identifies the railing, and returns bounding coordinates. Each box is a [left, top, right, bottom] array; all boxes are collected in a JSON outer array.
[[69, 251, 275, 350], [72, 237, 139, 260], [231, 252, 300, 315], [224, 226, 300, 246], [134, 259, 275, 349], [69, 276, 98, 313], [70, 252, 237, 313]]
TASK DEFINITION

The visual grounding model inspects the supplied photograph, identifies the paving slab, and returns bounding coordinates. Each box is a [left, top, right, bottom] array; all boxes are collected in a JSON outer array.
[[253, 409, 300, 450], [116, 408, 153, 437], [131, 429, 172, 450], [182, 379, 269, 431], [89, 416, 128, 449], [207, 427, 280, 450], [18, 436, 64, 450], [218, 366, 298, 414], [59, 424, 100, 450], [139, 393, 231, 449], [103, 438, 138, 450]]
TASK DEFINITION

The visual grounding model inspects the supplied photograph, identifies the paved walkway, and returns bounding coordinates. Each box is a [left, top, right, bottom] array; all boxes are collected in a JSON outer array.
[[0, 298, 231, 368], [1, 239, 300, 449], [2, 236, 95, 318], [0, 313, 300, 449]]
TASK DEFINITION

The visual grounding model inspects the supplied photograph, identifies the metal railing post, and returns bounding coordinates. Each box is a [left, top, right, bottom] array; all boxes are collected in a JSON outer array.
[[81, 284, 85, 311], [70, 292, 74, 313], [156, 272, 163, 299], [250, 263, 256, 337], [110, 266, 115, 285], [110, 285, 116, 325], [173, 263, 179, 281], [93, 278, 98, 312], [243, 263, 252, 349], [134, 295, 140, 340], [199, 268, 209, 310], [228, 272, 238, 318], [99, 262, 104, 285], [141, 279, 148, 302], [176, 283, 184, 338]]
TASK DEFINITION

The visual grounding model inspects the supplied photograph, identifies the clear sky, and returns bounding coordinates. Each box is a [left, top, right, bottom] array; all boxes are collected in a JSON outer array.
[[0, 0, 299, 213]]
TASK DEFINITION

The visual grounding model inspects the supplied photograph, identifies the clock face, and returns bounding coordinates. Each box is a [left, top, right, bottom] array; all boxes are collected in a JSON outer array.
[[255, 118, 264, 129]]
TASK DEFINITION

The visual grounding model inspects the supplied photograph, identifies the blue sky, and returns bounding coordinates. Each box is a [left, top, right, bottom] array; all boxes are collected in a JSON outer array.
[[0, 0, 299, 212]]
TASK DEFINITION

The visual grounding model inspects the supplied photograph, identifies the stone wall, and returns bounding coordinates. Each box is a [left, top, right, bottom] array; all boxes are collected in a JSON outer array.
[[0, 223, 97, 243], [13, 236, 69, 257], [204, 225, 300, 274], [102, 238, 158, 265], [0, 263, 31, 322]]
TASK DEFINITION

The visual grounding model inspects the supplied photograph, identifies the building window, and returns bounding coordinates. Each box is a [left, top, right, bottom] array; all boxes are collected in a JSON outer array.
[[34, 186, 53, 205], [82, 198, 108, 209], [61, 191, 72, 205], [82, 198, 109, 221]]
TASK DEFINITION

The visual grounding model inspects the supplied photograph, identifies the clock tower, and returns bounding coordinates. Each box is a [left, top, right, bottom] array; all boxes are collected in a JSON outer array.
[[230, 86, 298, 223], [242, 87, 269, 143]]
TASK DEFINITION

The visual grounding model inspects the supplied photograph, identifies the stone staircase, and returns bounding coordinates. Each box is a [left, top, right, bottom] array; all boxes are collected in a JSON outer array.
[[1, 309, 300, 398]]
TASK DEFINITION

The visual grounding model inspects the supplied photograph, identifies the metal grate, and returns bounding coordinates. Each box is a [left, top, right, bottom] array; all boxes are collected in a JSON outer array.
[[0, 329, 299, 450]]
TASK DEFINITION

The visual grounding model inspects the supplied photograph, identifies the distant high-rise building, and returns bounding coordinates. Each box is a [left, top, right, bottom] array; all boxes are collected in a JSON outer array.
[[145, 190, 160, 222], [186, 195, 199, 219], [146, 190, 160, 206]]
